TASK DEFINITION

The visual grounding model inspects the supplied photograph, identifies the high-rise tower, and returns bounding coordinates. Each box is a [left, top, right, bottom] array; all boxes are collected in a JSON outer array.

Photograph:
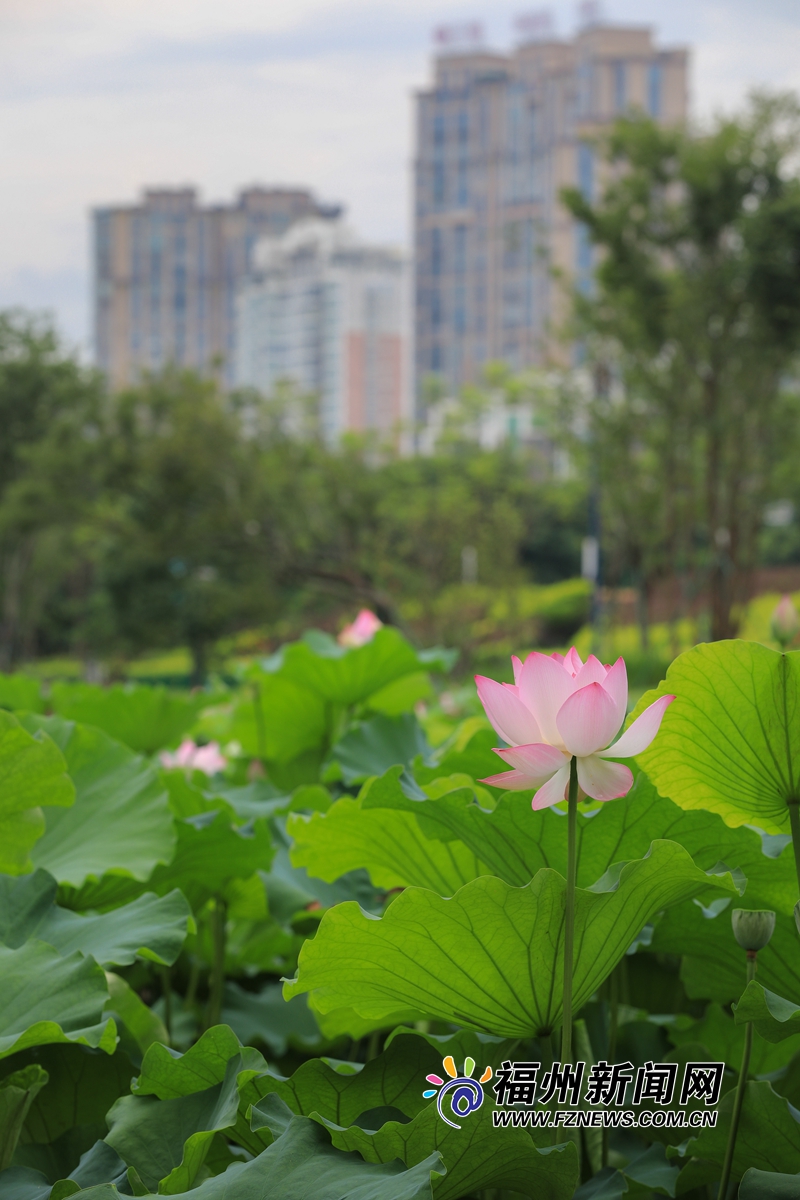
[[93, 187, 341, 389], [413, 20, 688, 404]]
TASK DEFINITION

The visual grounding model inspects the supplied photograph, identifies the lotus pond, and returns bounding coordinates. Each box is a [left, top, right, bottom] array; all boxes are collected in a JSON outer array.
[[1, 625, 800, 1200]]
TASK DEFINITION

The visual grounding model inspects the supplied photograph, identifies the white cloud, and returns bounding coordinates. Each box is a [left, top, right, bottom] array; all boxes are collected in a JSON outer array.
[[1, 0, 799, 350]]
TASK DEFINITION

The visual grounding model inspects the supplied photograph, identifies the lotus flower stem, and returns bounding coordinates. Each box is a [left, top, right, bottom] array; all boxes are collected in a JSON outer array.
[[717, 952, 757, 1200], [252, 682, 267, 761], [556, 756, 579, 1149], [562, 756, 579, 1066], [207, 896, 228, 1029], [788, 802, 800, 901], [602, 964, 620, 1168]]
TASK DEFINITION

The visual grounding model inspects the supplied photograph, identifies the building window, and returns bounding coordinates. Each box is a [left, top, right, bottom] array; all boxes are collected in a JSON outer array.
[[433, 163, 446, 206], [457, 159, 469, 206], [458, 110, 469, 145], [453, 285, 466, 334], [454, 225, 467, 274], [431, 228, 443, 276], [577, 61, 592, 117], [578, 143, 594, 202], [648, 63, 662, 118], [613, 61, 626, 113], [433, 113, 445, 149]]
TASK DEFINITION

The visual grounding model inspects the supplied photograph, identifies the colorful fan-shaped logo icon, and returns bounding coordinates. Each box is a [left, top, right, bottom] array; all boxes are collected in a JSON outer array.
[[422, 1055, 493, 1129]]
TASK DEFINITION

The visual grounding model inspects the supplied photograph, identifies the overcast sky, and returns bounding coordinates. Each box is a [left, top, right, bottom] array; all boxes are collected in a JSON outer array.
[[2, 0, 799, 355]]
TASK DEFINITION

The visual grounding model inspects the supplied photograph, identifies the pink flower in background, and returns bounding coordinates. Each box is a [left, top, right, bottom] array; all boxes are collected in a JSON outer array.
[[338, 609, 383, 648], [771, 594, 799, 649], [160, 739, 226, 776], [476, 647, 674, 809]]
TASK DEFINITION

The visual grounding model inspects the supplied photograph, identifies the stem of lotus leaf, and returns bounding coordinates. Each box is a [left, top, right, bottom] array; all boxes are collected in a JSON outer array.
[[788, 802, 800, 901], [252, 682, 267, 762], [160, 966, 172, 1041], [716, 951, 757, 1200], [602, 964, 621, 1169], [207, 896, 228, 1030]]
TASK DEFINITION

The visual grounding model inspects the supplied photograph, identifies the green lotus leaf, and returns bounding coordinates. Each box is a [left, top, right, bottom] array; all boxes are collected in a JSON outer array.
[[80, 1111, 444, 1200], [632, 641, 800, 833], [669, 1001, 800, 1075], [0, 941, 115, 1060], [228, 675, 328, 763], [1, 1044, 135, 1153], [147, 811, 273, 911], [288, 790, 482, 894], [221, 982, 322, 1057], [49, 683, 213, 755], [309, 1001, 419, 1044], [0, 674, 44, 715], [106, 1055, 245, 1194], [740, 1167, 800, 1198], [291, 766, 792, 902], [19, 716, 174, 887], [104, 974, 168, 1054], [677, 1080, 800, 1179], [0, 711, 74, 876], [285, 842, 739, 1037], [261, 627, 447, 708], [0, 870, 192, 967], [129, 1028, 266, 1159], [651, 905, 800, 1004], [239, 1029, 513, 1150], [60, 808, 274, 917], [332, 715, 434, 786], [252, 1094, 578, 1200], [734, 981, 800, 1043], [54, 1140, 128, 1194], [133, 1026, 263, 1100], [414, 730, 504, 792], [366, 673, 434, 717], [0, 1066, 49, 1170]]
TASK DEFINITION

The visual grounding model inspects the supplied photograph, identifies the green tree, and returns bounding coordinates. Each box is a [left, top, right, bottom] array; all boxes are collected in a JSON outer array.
[[95, 371, 271, 682], [561, 93, 800, 640], [0, 312, 105, 667]]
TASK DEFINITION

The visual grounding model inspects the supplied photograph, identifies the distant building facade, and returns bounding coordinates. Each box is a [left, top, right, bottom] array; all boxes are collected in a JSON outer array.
[[413, 21, 688, 403], [93, 187, 341, 389], [235, 219, 411, 442]]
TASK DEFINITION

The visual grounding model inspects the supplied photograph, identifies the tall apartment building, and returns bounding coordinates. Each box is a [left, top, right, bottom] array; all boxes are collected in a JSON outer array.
[[413, 21, 688, 403], [235, 219, 411, 443], [93, 187, 341, 389]]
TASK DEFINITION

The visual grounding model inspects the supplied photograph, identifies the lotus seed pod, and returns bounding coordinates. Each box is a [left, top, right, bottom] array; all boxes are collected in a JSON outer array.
[[731, 909, 776, 952]]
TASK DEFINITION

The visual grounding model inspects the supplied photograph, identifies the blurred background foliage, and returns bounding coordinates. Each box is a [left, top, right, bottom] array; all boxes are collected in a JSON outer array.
[[4, 97, 800, 688]]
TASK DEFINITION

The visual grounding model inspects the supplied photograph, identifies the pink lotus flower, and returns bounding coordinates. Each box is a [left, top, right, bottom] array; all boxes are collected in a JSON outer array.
[[160, 739, 227, 776], [771, 595, 799, 649], [338, 609, 383, 648], [476, 647, 674, 809]]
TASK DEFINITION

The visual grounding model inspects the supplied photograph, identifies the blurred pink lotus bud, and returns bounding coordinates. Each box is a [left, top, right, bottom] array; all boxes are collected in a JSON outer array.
[[338, 609, 383, 648], [161, 738, 226, 776], [476, 646, 674, 809], [771, 595, 799, 649]]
